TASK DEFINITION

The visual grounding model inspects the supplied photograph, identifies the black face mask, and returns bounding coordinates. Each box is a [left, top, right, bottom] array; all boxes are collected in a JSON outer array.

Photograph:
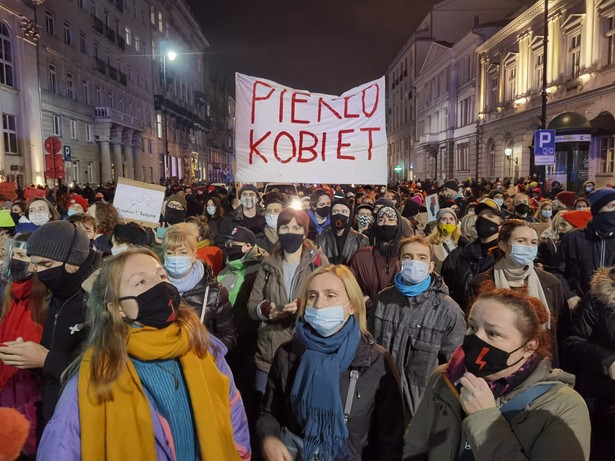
[[278, 233, 304, 253], [37, 265, 83, 300], [374, 224, 398, 242], [463, 334, 525, 378], [316, 206, 331, 218], [8, 259, 32, 282], [165, 207, 186, 225], [514, 203, 530, 216], [592, 211, 615, 234], [475, 216, 499, 239], [332, 213, 349, 230], [10, 212, 20, 225], [119, 281, 180, 329], [227, 245, 245, 261]]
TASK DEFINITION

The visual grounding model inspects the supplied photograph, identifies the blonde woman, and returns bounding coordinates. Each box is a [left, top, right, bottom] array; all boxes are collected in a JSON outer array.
[[427, 208, 469, 273], [535, 199, 554, 223], [257, 265, 404, 461], [37, 247, 250, 460]]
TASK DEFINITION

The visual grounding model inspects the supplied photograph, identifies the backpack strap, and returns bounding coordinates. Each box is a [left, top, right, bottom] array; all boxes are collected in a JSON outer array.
[[343, 370, 360, 423], [500, 383, 557, 422]]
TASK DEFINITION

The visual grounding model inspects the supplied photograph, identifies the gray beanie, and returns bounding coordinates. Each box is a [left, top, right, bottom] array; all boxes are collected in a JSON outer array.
[[436, 208, 458, 223], [27, 221, 90, 265]]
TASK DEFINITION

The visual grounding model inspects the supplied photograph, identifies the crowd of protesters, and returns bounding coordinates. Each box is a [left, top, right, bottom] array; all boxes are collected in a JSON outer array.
[[0, 175, 612, 460]]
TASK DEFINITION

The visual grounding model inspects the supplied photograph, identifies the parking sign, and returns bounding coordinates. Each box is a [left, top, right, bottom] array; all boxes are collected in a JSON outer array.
[[534, 129, 556, 166]]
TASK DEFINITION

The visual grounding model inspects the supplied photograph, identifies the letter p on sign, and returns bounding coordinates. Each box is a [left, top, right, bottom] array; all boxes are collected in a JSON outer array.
[[534, 129, 556, 165]]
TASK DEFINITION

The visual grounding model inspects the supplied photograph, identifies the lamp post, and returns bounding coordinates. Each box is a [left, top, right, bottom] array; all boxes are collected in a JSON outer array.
[[505, 147, 513, 178], [161, 43, 176, 180]]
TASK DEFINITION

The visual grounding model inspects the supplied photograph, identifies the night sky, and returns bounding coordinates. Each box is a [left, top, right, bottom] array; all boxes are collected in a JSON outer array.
[[187, 0, 438, 95]]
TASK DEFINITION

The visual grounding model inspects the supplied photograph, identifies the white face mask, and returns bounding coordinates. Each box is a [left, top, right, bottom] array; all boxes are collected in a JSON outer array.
[[29, 211, 50, 226], [206, 205, 217, 216], [265, 214, 279, 229], [241, 196, 257, 209]]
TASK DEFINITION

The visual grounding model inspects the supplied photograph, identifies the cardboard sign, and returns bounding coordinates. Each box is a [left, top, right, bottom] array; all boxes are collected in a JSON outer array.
[[0, 182, 17, 201], [24, 187, 47, 201], [426, 194, 440, 223], [235, 73, 387, 184], [112, 178, 166, 228]]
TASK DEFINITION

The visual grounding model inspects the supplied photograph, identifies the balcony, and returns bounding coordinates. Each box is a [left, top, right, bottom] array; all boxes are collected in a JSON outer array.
[[104, 25, 116, 43], [94, 106, 143, 131], [92, 15, 104, 34], [154, 94, 210, 130], [119, 71, 127, 86], [108, 65, 118, 81], [95, 58, 106, 75], [418, 132, 445, 146]]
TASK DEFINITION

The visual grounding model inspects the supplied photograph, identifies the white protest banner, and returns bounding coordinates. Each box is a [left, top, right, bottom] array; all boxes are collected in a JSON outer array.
[[113, 178, 166, 228], [426, 194, 440, 223], [235, 73, 387, 184]]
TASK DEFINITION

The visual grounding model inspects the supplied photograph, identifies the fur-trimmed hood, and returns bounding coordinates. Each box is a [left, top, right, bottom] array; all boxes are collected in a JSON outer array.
[[590, 266, 615, 310]]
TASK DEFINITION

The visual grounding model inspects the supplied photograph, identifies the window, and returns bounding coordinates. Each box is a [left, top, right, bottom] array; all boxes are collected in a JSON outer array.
[[506, 66, 517, 101], [534, 53, 544, 91], [570, 33, 581, 78], [72, 160, 80, 184], [95, 86, 102, 106], [87, 162, 94, 183], [79, 31, 87, 53], [150, 6, 156, 25], [91, 0, 97, 16], [134, 34, 140, 52], [488, 139, 496, 178], [2, 114, 18, 154], [0, 23, 14, 87], [64, 22, 72, 45], [78, 0, 84, 8], [108, 91, 113, 108], [48, 64, 57, 93], [600, 135, 615, 174], [93, 41, 99, 59], [66, 72, 74, 99], [488, 73, 498, 110], [156, 113, 163, 138], [125, 26, 131, 46], [158, 12, 163, 33], [85, 123, 92, 142], [70, 119, 78, 139], [148, 138, 153, 154], [52, 114, 61, 136], [45, 11, 55, 35], [119, 97, 124, 112], [82, 79, 89, 104], [606, 16, 615, 66], [456, 142, 470, 171]]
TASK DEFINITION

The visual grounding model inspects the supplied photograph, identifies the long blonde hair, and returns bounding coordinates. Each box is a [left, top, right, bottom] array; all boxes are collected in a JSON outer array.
[[427, 222, 462, 245], [298, 264, 368, 335], [73, 247, 209, 402]]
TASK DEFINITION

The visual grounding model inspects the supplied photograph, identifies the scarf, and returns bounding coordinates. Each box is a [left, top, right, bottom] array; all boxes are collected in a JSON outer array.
[[292, 316, 361, 461], [168, 259, 206, 294], [0, 279, 43, 389], [218, 258, 246, 305], [307, 209, 331, 235], [493, 257, 550, 328], [393, 272, 431, 297], [78, 323, 240, 461], [446, 346, 542, 398], [196, 239, 212, 250]]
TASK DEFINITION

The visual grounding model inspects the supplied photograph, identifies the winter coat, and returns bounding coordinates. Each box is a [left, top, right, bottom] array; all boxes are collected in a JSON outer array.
[[257, 334, 405, 460], [373, 275, 466, 417], [40, 250, 100, 424], [206, 216, 224, 245], [315, 227, 369, 266], [349, 247, 400, 307], [553, 220, 615, 297], [181, 264, 237, 351], [565, 267, 615, 403], [218, 246, 269, 357], [37, 337, 251, 461], [247, 244, 328, 373], [441, 239, 496, 312], [216, 205, 266, 249], [469, 266, 571, 369], [431, 235, 470, 275], [403, 358, 591, 461]]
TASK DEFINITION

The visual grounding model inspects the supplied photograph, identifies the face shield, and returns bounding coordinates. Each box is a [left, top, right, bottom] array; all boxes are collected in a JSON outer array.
[[2, 239, 32, 282]]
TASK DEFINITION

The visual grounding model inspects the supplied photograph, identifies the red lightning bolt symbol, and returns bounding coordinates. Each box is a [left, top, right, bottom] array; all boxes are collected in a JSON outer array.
[[166, 298, 177, 322], [475, 347, 490, 370]]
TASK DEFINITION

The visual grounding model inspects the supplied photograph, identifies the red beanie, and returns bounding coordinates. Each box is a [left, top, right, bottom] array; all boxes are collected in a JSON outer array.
[[0, 408, 29, 461], [66, 194, 88, 213], [556, 191, 577, 209], [562, 210, 592, 229]]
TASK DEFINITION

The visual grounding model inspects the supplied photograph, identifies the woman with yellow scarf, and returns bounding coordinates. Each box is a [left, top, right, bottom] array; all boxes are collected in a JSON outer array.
[[37, 247, 251, 461]]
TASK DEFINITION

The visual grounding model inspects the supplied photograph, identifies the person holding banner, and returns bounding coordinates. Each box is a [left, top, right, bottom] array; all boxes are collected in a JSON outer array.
[[248, 208, 328, 395], [217, 185, 266, 250], [306, 190, 332, 241]]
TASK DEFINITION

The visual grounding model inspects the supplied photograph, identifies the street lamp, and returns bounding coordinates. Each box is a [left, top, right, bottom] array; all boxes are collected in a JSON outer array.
[[160, 42, 177, 180]]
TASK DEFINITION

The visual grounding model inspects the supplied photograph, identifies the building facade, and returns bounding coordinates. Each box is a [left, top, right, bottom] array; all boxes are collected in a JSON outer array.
[[476, 0, 615, 188], [205, 77, 234, 183]]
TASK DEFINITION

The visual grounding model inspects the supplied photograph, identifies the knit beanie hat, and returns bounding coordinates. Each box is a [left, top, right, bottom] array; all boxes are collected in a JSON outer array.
[[332, 198, 352, 213], [374, 198, 395, 208], [562, 210, 592, 229], [589, 187, 615, 216], [166, 193, 187, 210], [443, 180, 458, 192], [436, 208, 458, 223], [66, 194, 88, 212], [555, 191, 577, 209], [238, 184, 259, 197], [27, 221, 90, 265]]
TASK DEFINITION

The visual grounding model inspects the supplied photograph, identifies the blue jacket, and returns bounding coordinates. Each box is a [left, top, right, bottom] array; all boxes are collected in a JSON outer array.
[[37, 336, 251, 460]]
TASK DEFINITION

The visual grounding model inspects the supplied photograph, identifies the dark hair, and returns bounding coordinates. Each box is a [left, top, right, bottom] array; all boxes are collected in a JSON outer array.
[[186, 215, 211, 241], [309, 189, 331, 206], [574, 198, 589, 208], [68, 213, 97, 229], [94, 202, 119, 235], [398, 235, 434, 261], [277, 208, 310, 236], [493, 219, 532, 260], [12, 200, 26, 213], [112, 222, 147, 246], [205, 196, 225, 219], [474, 286, 552, 358]]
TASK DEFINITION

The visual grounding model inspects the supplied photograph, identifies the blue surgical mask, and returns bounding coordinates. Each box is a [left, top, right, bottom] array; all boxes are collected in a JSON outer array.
[[494, 198, 504, 208], [304, 305, 348, 337], [67, 209, 79, 217], [541, 209, 552, 219], [400, 259, 431, 285], [265, 214, 278, 229], [164, 255, 193, 277], [206, 205, 217, 216], [508, 244, 538, 267]]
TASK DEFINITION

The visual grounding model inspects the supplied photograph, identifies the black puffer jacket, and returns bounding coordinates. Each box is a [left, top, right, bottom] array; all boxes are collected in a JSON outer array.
[[257, 334, 405, 460], [441, 239, 496, 312], [565, 267, 615, 402], [373, 274, 466, 418], [181, 263, 237, 350], [315, 227, 369, 265], [552, 220, 615, 297]]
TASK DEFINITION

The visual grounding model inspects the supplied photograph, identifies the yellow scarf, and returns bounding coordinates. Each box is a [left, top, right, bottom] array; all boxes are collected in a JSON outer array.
[[197, 239, 212, 249], [78, 323, 240, 461]]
